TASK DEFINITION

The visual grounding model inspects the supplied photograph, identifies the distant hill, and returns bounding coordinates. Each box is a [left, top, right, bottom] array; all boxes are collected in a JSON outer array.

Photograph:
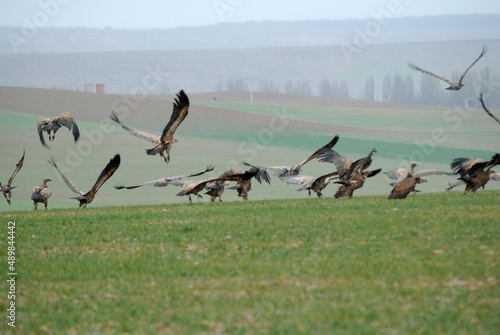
[[1, 14, 499, 54]]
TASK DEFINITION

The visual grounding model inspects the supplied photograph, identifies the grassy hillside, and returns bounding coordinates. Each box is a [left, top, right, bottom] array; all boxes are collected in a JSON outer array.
[[0, 87, 498, 213], [1, 191, 499, 334]]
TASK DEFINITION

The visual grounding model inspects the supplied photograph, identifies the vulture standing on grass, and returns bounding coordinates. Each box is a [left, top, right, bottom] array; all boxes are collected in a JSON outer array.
[[1, 150, 25, 205], [49, 154, 121, 208], [37, 112, 80, 148], [110, 90, 189, 163], [388, 176, 427, 199], [407, 44, 487, 90], [250, 135, 340, 177], [227, 163, 271, 201], [319, 147, 379, 197], [447, 154, 500, 193], [478, 92, 500, 125], [384, 162, 455, 187], [31, 177, 52, 210], [114, 165, 214, 191], [279, 171, 339, 197]]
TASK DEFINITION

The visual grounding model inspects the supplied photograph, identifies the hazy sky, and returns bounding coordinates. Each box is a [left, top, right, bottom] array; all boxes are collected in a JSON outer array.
[[2, 0, 500, 29]]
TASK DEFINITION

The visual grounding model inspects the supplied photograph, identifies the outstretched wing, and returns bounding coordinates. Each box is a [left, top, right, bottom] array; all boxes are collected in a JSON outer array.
[[37, 119, 50, 148], [478, 92, 500, 125], [319, 149, 353, 178], [408, 62, 453, 86], [160, 90, 189, 142], [450, 157, 485, 175], [366, 168, 382, 178], [292, 135, 340, 172], [110, 111, 161, 144], [7, 150, 25, 187], [458, 45, 487, 84], [85, 154, 121, 197], [413, 169, 455, 178], [48, 156, 84, 195], [242, 162, 272, 184], [58, 112, 80, 142], [384, 168, 410, 182], [279, 174, 316, 186]]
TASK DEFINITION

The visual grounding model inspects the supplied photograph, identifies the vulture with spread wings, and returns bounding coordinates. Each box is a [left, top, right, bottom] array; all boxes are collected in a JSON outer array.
[[114, 165, 214, 190], [37, 112, 80, 148], [280, 171, 339, 197], [31, 177, 52, 210], [407, 45, 487, 90], [1, 150, 25, 205], [49, 154, 121, 207], [447, 154, 500, 193], [227, 163, 271, 201], [110, 90, 189, 163], [249, 135, 339, 178], [205, 167, 242, 202], [384, 162, 454, 187], [318, 147, 380, 198]]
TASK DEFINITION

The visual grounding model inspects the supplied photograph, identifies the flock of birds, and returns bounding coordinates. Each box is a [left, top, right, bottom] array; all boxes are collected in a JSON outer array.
[[1, 45, 499, 210]]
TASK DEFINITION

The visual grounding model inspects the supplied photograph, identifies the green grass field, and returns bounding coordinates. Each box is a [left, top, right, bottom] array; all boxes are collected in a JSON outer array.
[[1, 191, 499, 334]]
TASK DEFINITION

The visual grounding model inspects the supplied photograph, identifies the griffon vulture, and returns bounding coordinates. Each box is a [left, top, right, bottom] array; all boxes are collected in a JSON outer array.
[[31, 177, 52, 209], [37, 112, 80, 148], [384, 162, 454, 187], [227, 163, 271, 201], [335, 168, 381, 198], [114, 165, 214, 190], [49, 154, 121, 207], [251, 135, 340, 177], [388, 176, 427, 199], [110, 90, 189, 163], [407, 45, 487, 90], [205, 167, 242, 202], [448, 154, 500, 193], [279, 171, 339, 197], [1, 150, 25, 205]]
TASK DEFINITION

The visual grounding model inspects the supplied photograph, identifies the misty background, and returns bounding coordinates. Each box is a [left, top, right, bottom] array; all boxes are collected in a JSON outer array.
[[1, 1, 500, 107]]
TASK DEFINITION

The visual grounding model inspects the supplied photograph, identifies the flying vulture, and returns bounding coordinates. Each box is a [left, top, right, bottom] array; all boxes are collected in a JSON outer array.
[[448, 154, 500, 193], [110, 90, 189, 163], [170, 175, 245, 203], [384, 162, 455, 187], [478, 92, 500, 125], [1, 150, 25, 205], [319, 147, 379, 197], [37, 112, 80, 148], [205, 167, 242, 202], [114, 165, 214, 190], [407, 45, 487, 90], [335, 168, 381, 198], [279, 171, 339, 197], [388, 176, 427, 199], [227, 163, 271, 201], [31, 177, 52, 210], [49, 154, 121, 207], [249, 135, 339, 177]]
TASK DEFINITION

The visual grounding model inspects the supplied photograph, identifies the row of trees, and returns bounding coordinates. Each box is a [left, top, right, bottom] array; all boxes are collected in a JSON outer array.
[[214, 67, 500, 107]]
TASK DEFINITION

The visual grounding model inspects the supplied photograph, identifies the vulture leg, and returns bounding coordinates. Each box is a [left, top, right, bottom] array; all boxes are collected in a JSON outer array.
[[33, 201, 38, 210], [52, 128, 58, 140], [44, 200, 48, 210]]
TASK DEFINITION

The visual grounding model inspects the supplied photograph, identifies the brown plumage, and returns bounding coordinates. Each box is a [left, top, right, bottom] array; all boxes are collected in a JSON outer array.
[[385, 162, 454, 187], [1, 150, 25, 205], [110, 90, 189, 163], [408, 45, 487, 90], [478, 92, 500, 125], [388, 176, 427, 199], [205, 167, 242, 202], [31, 177, 52, 209], [335, 168, 381, 198], [37, 112, 80, 148], [280, 171, 339, 197], [319, 146, 377, 184], [253, 135, 339, 177], [449, 154, 500, 193], [228, 163, 271, 201], [171, 175, 243, 203], [49, 154, 120, 208]]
